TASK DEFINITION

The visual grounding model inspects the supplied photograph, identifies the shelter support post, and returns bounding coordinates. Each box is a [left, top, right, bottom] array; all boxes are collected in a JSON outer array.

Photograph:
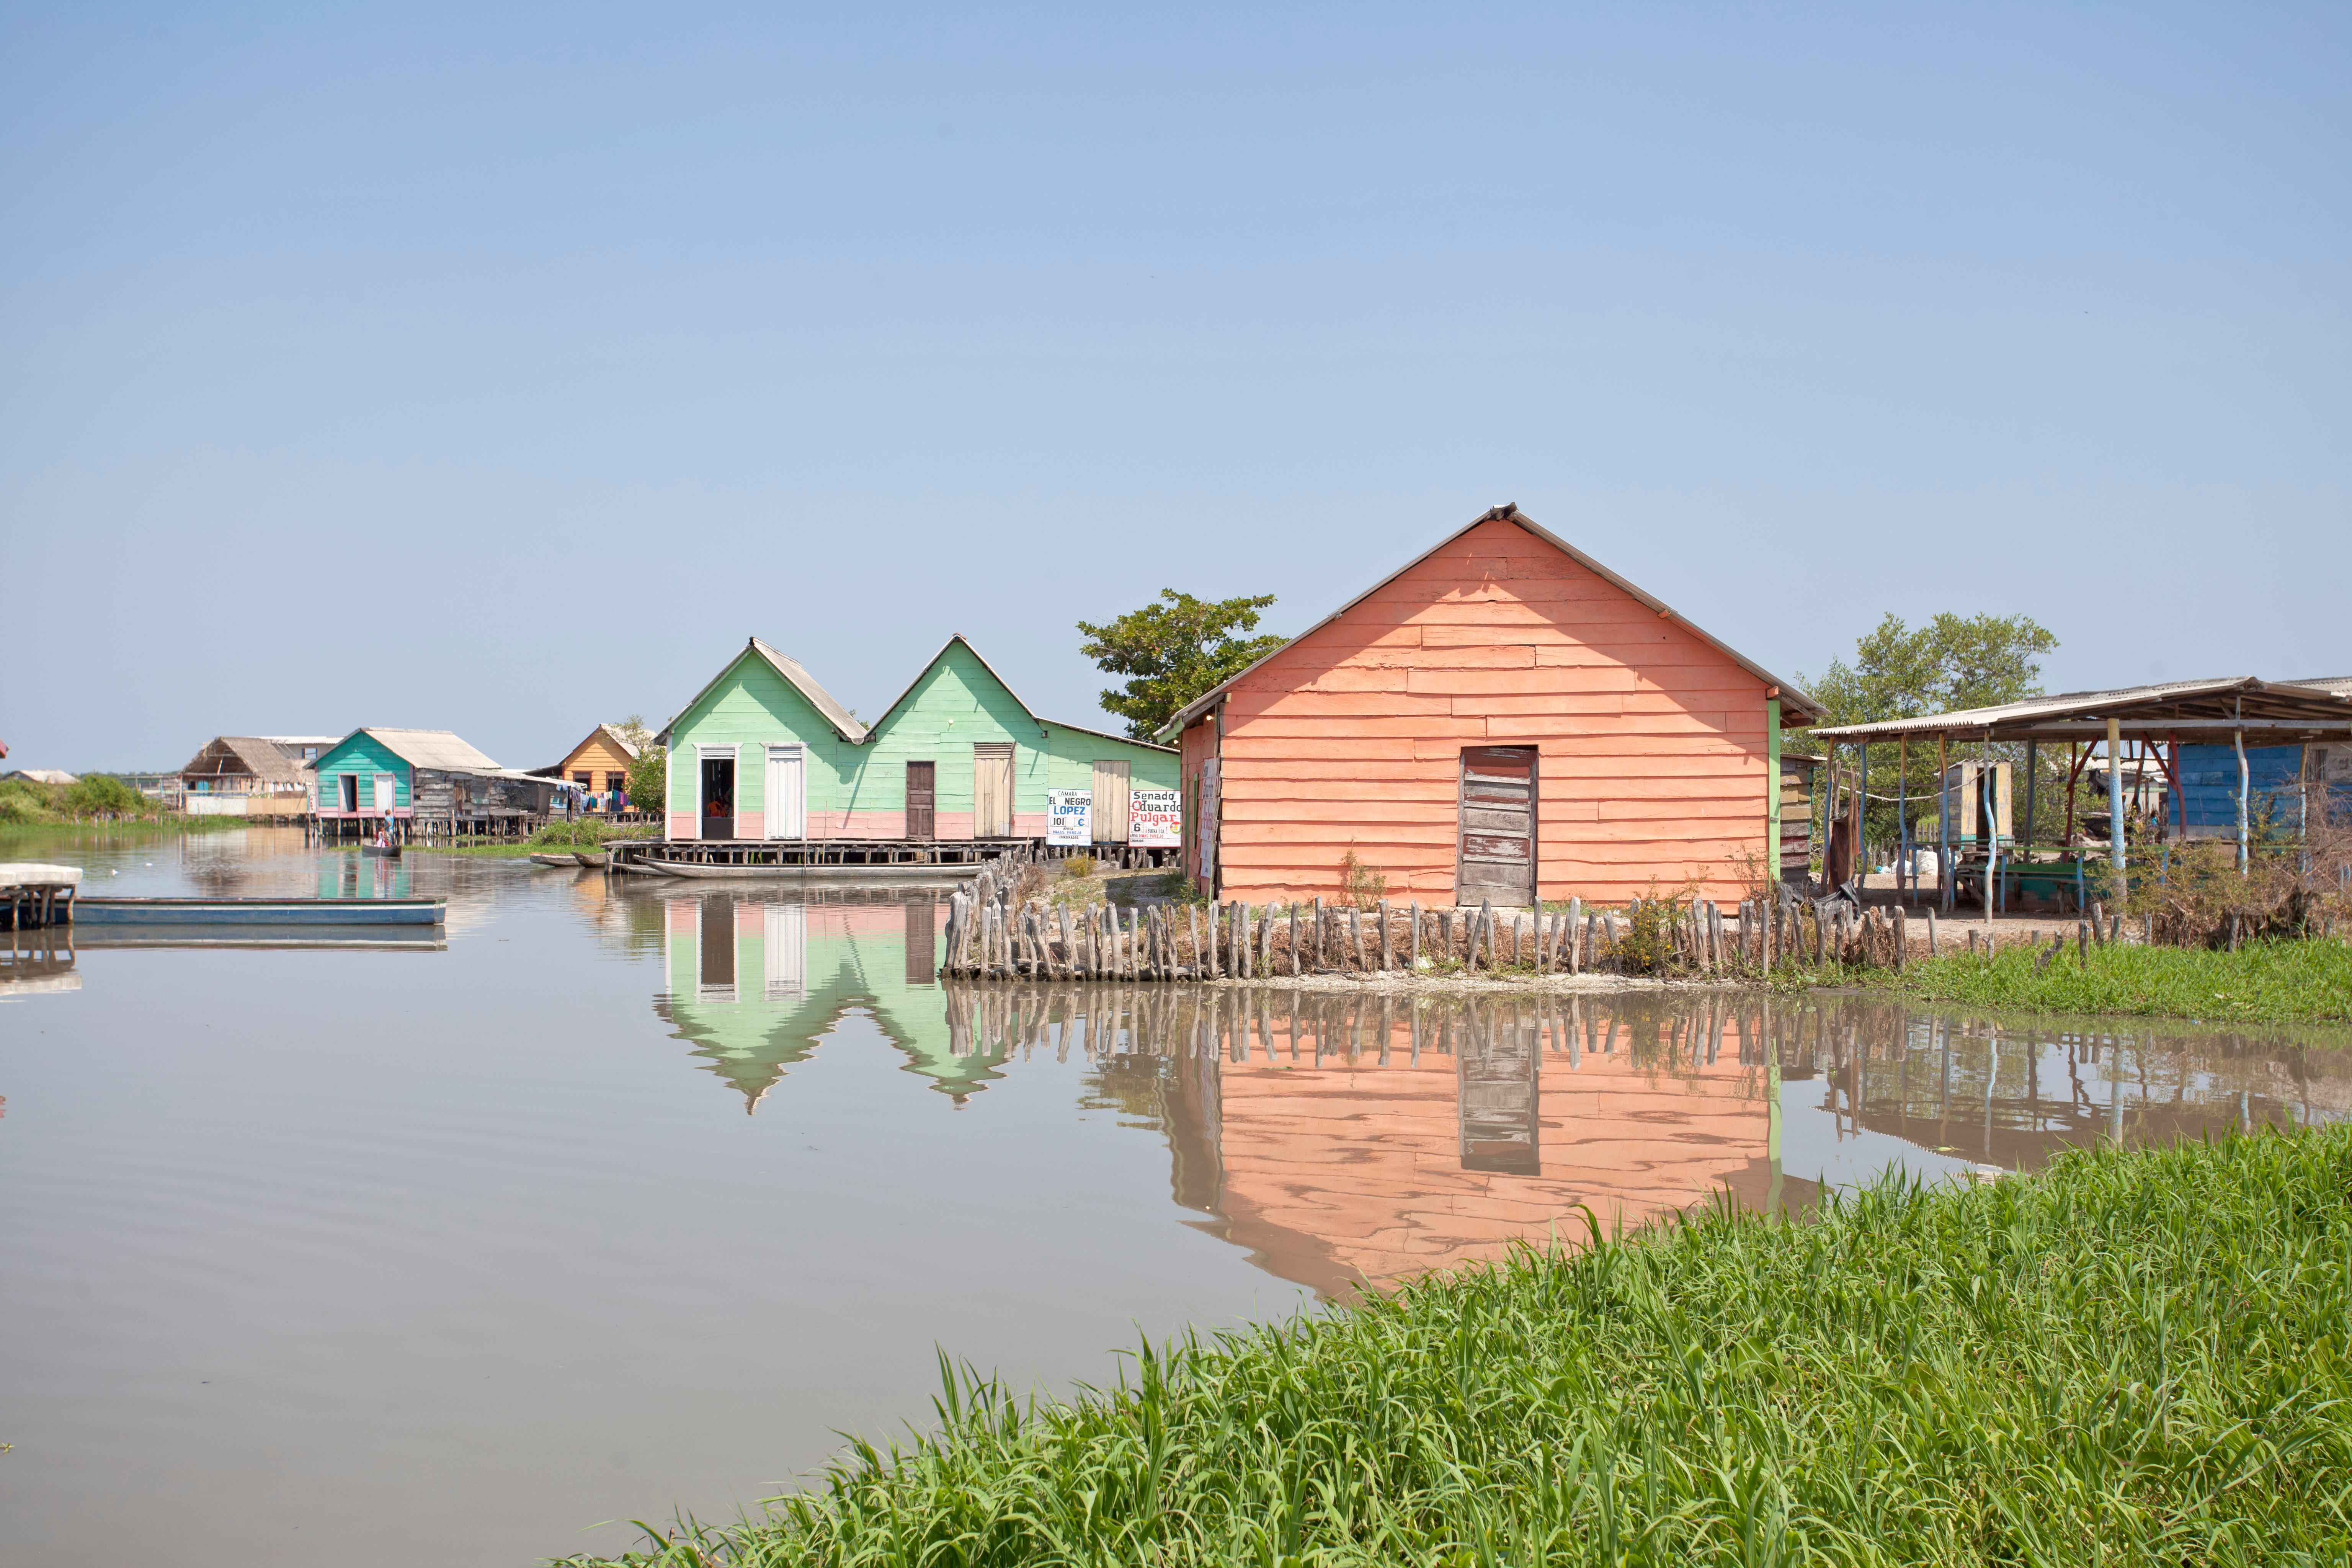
[[2234, 707, 2249, 874], [1983, 732, 1996, 926], [2107, 717, 2126, 877], [1897, 735, 1909, 900], [2023, 740, 2038, 861], [1938, 733, 1951, 911]]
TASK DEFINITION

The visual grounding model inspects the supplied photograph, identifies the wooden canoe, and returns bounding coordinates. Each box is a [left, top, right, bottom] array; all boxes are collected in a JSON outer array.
[[528, 853, 581, 868]]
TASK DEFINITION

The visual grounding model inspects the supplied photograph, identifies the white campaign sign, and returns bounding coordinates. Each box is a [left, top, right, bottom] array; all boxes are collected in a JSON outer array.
[[1129, 787, 1181, 848], [1046, 788, 1093, 846]]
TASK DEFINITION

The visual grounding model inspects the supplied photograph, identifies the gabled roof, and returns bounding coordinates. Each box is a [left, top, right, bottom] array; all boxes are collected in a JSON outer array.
[[547, 723, 644, 772], [325, 728, 505, 771], [177, 736, 310, 787], [657, 638, 866, 746], [1153, 505, 1824, 741], [868, 634, 1177, 753]]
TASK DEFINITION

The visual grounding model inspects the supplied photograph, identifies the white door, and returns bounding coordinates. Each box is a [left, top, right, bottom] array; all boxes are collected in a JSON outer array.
[[766, 746, 805, 839], [764, 903, 806, 998], [372, 773, 397, 812]]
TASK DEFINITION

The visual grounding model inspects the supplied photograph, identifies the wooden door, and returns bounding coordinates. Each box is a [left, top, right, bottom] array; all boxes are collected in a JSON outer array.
[[905, 761, 936, 839], [372, 772, 397, 813], [766, 746, 804, 839], [972, 743, 1014, 838], [1091, 759, 1131, 844], [1457, 746, 1536, 907]]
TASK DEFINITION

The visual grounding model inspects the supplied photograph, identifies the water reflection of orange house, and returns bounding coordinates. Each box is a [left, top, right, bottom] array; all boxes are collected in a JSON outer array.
[[1169, 1006, 1782, 1297]]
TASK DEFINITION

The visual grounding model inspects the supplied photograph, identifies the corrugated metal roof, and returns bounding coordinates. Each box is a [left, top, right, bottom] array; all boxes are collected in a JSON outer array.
[[657, 639, 867, 746], [1155, 505, 1824, 742], [1810, 676, 2352, 741], [356, 728, 505, 771], [866, 634, 1177, 754]]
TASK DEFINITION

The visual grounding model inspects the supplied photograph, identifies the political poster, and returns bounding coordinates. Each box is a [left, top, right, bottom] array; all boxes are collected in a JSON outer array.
[[1046, 788, 1093, 846], [1129, 787, 1181, 848]]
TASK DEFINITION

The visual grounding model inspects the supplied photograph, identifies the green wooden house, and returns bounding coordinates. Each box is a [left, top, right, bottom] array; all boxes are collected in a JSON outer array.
[[656, 634, 1177, 844]]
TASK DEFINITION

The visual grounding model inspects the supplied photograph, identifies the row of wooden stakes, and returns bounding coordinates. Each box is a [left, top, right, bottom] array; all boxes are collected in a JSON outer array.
[[937, 886, 1922, 982]]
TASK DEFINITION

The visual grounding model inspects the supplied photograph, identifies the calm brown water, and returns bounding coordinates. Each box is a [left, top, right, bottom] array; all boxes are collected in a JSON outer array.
[[3, 828, 2344, 1566]]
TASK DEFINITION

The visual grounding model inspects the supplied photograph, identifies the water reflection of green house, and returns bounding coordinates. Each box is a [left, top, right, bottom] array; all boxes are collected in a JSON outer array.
[[652, 893, 1014, 1110]]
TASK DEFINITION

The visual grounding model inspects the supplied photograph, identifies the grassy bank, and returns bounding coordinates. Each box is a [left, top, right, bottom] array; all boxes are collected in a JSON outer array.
[[407, 821, 657, 859], [1836, 936, 2352, 1026], [570, 1125, 2352, 1566]]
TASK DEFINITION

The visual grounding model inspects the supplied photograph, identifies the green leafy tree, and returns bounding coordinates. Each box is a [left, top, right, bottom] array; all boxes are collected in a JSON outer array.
[[1806, 612, 2059, 727], [1078, 591, 1288, 741], [1798, 612, 2061, 849], [616, 714, 666, 815], [63, 774, 149, 819]]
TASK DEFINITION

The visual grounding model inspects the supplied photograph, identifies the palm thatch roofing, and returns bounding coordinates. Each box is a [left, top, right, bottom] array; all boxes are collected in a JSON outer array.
[[177, 736, 312, 788]]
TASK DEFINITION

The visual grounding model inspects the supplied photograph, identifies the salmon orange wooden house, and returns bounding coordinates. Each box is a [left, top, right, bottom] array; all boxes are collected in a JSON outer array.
[[1157, 506, 1823, 907]]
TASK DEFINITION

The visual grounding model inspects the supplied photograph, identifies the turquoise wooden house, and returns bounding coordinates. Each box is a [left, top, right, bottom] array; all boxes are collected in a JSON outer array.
[[655, 634, 1178, 844], [310, 727, 560, 835]]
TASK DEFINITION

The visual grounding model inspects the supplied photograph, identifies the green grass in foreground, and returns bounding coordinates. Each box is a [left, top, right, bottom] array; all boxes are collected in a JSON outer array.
[[569, 1126, 2352, 1566], [1845, 937, 2352, 1026]]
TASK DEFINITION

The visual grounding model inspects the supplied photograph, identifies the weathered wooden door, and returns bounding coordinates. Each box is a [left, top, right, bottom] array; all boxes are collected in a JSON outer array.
[[1457, 746, 1536, 907], [1091, 759, 1131, 844], [372, 772, 397, 813], [905, 761, 936, 838], [972, 743, 1014, 838]]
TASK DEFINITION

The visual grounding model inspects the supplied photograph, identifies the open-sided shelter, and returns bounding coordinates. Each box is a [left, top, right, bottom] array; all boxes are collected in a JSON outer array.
[[175, 736, 332, 816], [1156, 505, 1823, 907], [655, 634, 1178, 843], [1811, 675, 2352, 888]]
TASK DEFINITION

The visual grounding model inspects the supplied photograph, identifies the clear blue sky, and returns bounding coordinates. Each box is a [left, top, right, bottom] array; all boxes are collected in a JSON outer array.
[[5, 4, 2345, 769]]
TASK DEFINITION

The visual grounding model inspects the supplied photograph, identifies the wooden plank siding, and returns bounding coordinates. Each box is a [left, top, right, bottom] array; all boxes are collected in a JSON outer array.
[[555, 730, 637, 794], [662, 653, 861, 841], [1178, 516, 1810, 905], [311, 731, 413, 816], [660, 635, 1178, 842]]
